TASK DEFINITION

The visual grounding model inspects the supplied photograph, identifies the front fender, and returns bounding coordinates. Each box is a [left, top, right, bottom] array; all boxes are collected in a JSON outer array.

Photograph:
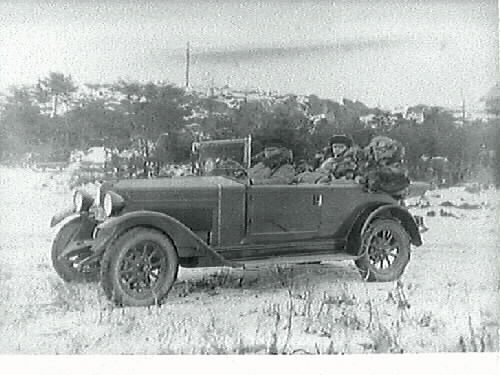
[[95, 211, 232, 267], [50, 206, 76, 227], [53, 213, 99, 240]]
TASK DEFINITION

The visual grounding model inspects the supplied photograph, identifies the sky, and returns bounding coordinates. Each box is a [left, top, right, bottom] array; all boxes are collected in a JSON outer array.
[[0, 0, 498, 109]]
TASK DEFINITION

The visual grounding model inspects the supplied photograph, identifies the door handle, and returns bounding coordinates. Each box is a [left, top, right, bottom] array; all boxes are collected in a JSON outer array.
[[312, 194, 322, 206]]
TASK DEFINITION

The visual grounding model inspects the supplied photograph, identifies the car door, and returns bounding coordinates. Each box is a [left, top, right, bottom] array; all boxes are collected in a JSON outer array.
[[245, 185, 323, 243]]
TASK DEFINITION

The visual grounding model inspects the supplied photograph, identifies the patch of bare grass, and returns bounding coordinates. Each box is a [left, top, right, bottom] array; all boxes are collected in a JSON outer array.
[[457, 315, 497, 352], [47, 277, 103, 312], [1, 274, 498, 354]]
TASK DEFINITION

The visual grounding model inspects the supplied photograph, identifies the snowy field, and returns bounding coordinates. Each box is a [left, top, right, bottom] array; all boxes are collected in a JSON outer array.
[[0, 167, 498, 354]]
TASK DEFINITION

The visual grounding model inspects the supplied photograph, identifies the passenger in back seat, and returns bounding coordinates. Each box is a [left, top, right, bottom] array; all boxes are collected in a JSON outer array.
[[248, 140, 295, 185]]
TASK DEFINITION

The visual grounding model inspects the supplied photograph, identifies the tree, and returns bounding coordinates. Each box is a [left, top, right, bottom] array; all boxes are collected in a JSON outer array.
[[252, 102, 311, 160], [36, 72, 77, 117], [110, 80, 191, 161], [65, 98, 129, 149], [0, 85, 43, 152], [482, 84, 499, 117]]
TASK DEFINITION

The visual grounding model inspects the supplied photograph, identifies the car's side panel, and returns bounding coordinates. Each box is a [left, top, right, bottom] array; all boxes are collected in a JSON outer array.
[[109, 177, 247, 247], [216, 184, 246, 246], [244, 185, 323, 244], [118, 187, 218, 233], [89, 178, 419, 266], [319, 183, 396, 237]]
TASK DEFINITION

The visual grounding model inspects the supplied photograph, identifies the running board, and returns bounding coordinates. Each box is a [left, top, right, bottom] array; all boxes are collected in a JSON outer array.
[[236, 252, 359, 268], [216, 239, 347, 261]]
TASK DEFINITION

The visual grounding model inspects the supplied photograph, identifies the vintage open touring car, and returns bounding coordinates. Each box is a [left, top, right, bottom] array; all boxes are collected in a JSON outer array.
[[50, 169, 424, 306]]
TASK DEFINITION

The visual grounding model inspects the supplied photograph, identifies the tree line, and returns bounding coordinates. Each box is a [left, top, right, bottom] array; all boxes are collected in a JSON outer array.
[[0, 72, 497, 184]]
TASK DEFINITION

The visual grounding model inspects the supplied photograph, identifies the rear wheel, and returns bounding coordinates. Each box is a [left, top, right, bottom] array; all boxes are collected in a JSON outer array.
[[51, 219, 99, 282], [355, 219, 410, 282], [100, 228, 178, 306]]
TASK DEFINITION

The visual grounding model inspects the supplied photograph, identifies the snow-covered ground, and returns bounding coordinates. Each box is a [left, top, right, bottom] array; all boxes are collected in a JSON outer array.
[[0, 167, 498, 354]]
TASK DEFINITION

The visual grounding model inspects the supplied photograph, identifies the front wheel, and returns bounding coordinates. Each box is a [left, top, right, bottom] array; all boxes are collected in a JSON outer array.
[[100, 228, 179, 306], [355, 219, 410, 282]]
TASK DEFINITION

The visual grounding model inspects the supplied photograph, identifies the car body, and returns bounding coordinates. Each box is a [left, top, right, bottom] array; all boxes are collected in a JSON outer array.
[[50, 176, 423, 306]]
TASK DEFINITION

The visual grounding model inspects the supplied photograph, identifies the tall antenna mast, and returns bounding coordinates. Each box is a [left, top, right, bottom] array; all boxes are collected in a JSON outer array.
[[185, 42, 190, 89], [461, 88, 466, 124]]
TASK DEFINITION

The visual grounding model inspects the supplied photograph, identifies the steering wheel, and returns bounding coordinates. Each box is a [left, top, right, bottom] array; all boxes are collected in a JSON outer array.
[[232, 167, 248, 178]]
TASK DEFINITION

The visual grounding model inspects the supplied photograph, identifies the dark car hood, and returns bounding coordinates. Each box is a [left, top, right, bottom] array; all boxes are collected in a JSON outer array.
[[101, 176, 244, 203], [97, 176, 244, 231], [107, 176, 241, 191]]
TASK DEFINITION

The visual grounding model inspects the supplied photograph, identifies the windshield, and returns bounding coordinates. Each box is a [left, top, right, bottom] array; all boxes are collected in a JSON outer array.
[[195, 137, 251, 176]]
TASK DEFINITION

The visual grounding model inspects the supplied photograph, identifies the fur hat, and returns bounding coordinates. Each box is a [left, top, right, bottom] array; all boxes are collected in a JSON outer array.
[[329, 134, 353, 148]]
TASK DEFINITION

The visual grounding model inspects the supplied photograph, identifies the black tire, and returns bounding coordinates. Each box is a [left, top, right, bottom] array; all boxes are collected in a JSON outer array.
[[100, 227, 179, 307], [51, 219, 100, 282], [355, 219, 410, 282]]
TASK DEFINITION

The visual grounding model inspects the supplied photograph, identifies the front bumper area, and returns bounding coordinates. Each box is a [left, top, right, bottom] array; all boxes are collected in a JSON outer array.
[[89, 225, 117, 256], [57, 226, 116, 259], [55, 226, 116, 274], [51, 208, 117, 270]]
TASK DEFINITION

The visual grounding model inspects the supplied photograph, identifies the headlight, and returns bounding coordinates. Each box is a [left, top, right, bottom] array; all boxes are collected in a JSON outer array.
[[103, 194, 113, 217], [73, 190, 94, 212], [73, 191, 83, 212], [103, 191, 125, 217], [95, 185, 102, 206]]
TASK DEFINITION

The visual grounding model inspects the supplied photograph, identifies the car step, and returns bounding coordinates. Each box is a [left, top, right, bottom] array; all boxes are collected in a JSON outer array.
[[239, 253, 359, 268]]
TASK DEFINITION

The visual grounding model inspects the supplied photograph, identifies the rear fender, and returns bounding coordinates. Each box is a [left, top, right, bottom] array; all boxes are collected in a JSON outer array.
[[95, 211, 231, 267], [343, 202, 390, 254], [361, 204, 422, 246], [344, 202, 422, 255]]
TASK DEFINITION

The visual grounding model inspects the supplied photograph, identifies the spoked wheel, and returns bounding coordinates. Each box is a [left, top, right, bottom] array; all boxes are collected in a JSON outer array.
[[51, 218, 99, 282], [100, 228, 178, 306], [355, 219, 410, 282]]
